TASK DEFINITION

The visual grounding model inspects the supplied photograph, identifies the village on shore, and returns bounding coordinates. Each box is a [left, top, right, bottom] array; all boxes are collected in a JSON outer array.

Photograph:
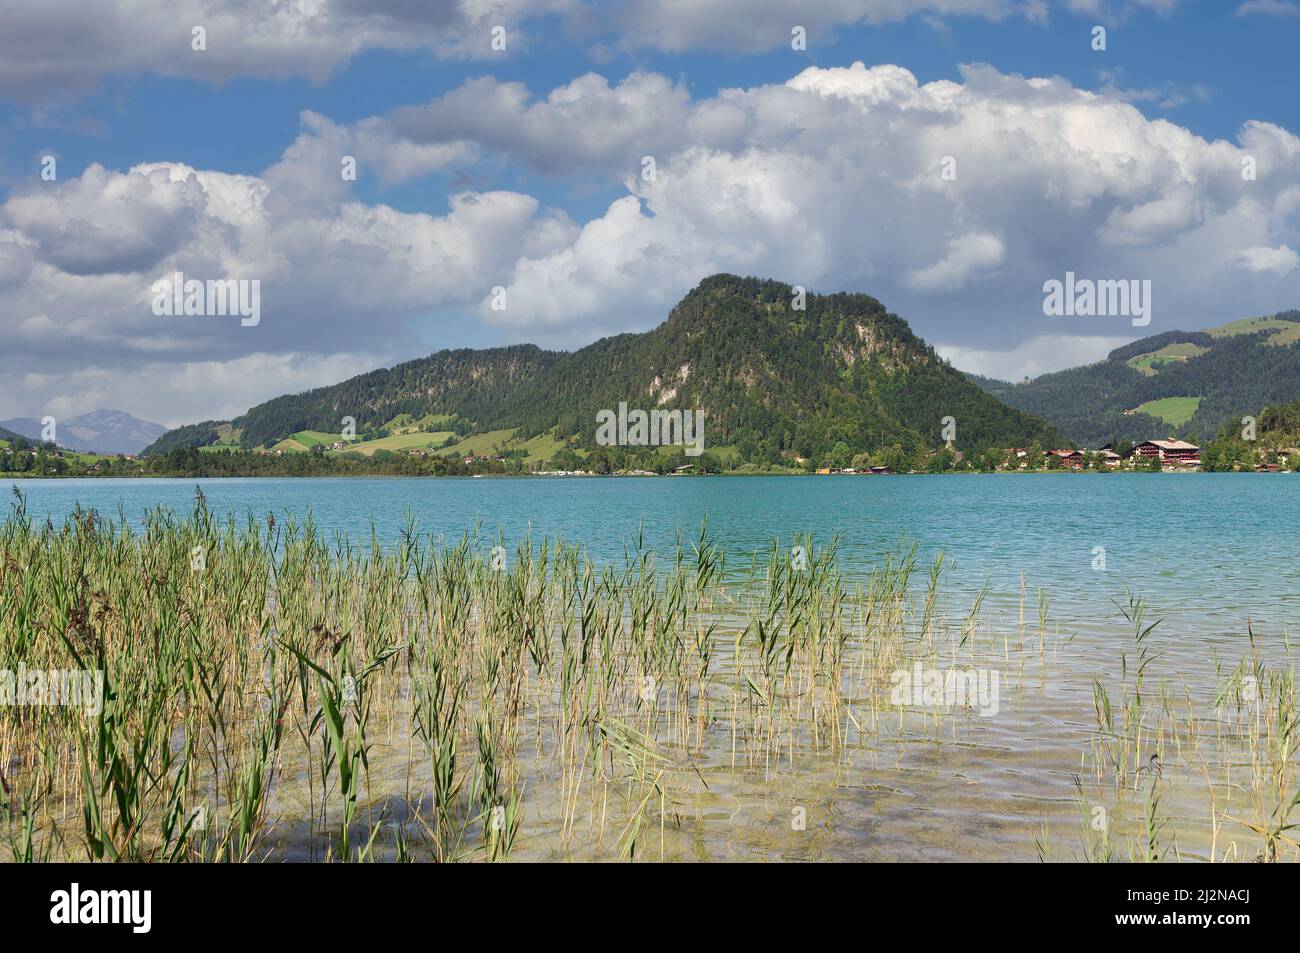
[[5, 433, 1298, 478], [539, 436, 1300, 476], [813, 438, 1299, 475], [816, 439, 1209, 475]]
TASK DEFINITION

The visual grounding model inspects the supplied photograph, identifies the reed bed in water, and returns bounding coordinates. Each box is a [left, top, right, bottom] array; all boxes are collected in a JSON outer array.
[[1075, 591, 1300, 863], [0, 487, 1295, 862]]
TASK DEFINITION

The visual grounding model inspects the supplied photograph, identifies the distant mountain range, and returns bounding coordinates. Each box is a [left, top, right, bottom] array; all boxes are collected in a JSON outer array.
[[145, 275, 1062, 464], [968, 311, 1300, 447], [0, 409, 167, 455]]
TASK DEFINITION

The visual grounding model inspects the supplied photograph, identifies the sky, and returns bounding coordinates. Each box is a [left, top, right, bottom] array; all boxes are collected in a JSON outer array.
[[0, 0, 1297, 428]]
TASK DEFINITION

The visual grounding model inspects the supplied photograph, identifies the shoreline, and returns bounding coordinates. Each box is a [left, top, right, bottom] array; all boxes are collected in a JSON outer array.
[[4, 467, 1296, 481]]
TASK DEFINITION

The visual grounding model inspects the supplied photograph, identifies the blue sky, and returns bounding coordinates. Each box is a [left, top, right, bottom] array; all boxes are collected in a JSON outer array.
[[1, 0, 1298, 425], [9, 6, 1295, 207]]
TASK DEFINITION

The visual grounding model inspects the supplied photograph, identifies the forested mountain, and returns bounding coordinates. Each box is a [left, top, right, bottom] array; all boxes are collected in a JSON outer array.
[[968, 311, 1300, 447], [145, 275, 1061, 465], [236, 345, 557, 449], [1201, 397, 1300, 471], [144, 420, 225, 454]]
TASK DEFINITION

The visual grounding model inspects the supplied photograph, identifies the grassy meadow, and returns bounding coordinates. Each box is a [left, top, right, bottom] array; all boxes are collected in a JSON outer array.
[[1133, 396, 1203, 428]]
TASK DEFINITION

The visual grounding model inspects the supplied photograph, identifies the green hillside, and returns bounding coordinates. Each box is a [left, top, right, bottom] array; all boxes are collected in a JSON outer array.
[[145, 275, 1063, 466], [1134, 396, 1202, 427], [968, 311, 1300, 446]]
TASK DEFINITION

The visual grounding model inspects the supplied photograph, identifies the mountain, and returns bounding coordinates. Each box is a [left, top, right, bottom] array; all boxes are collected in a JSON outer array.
[[0, 418, 42, 442], [968, 311, 1300, 447], [145, 275, 1062, 464], [0, 409, 167, 455]]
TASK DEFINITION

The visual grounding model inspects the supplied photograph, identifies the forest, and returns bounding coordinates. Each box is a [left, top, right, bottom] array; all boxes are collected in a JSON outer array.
[[144, 274, 1063, 468]]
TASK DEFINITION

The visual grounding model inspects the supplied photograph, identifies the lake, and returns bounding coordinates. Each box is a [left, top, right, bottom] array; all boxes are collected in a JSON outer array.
[[10, 472, 1299, 639]]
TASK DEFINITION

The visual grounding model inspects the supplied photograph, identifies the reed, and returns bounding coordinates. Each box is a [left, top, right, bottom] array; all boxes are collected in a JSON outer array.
[[0, 488, 1295, 862]]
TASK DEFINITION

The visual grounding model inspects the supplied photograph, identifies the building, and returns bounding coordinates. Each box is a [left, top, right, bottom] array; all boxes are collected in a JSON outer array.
[[1004, 448, 1029, 469], [1131, 439, 1200, 465], [1046, 449, 1084, 469]]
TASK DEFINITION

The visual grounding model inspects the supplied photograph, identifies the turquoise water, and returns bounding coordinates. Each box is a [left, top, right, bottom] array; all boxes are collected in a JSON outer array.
[[8, 473, 1298, 638]]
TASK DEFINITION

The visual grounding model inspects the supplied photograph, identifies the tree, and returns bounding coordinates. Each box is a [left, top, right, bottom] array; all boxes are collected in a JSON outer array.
[[928, 446, 955, 472], [696, 452, 722, 474]]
